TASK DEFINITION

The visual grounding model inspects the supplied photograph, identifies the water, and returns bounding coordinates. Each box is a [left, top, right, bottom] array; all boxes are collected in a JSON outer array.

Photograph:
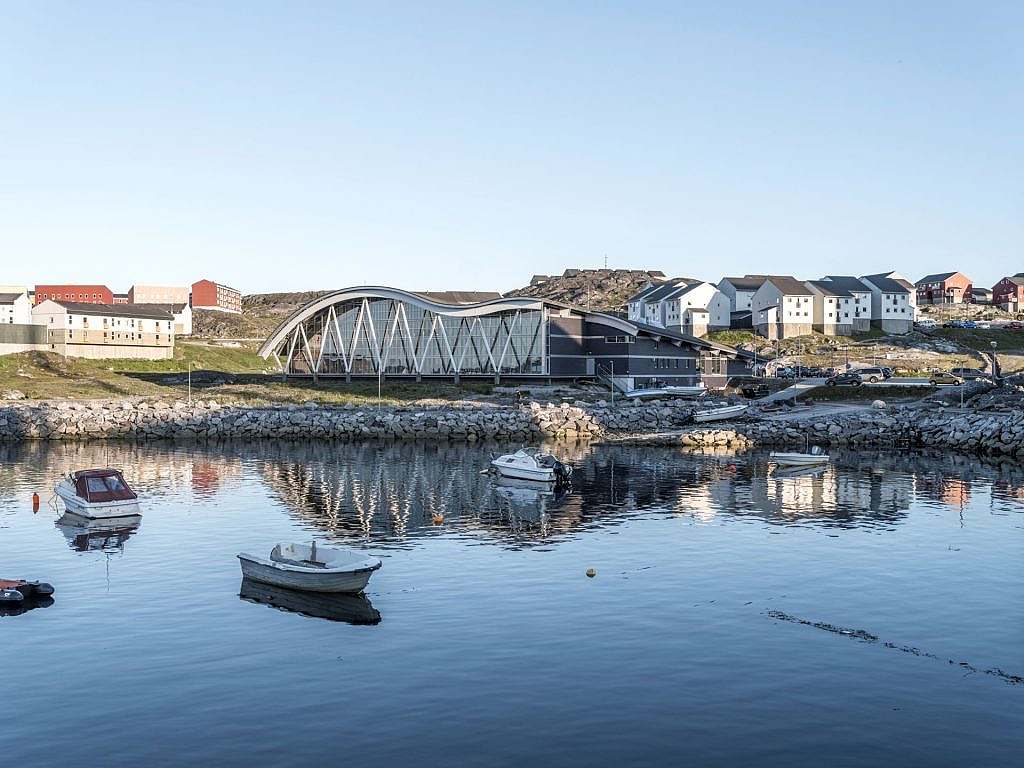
[[1, 441, 1021, 767]]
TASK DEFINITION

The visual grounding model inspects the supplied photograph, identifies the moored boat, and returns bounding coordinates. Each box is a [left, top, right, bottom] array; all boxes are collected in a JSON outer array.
[[692, 404, 749, 423], [490, 449, 573, 483], [770, 446, 830, 467], [54, 469, 141, 519], [624, 384, 707, 400], [237, 542, 381, 594]]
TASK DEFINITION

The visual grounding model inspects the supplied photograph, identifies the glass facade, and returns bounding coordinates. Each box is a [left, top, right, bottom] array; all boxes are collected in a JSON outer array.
[[281, 297, 545, 377]]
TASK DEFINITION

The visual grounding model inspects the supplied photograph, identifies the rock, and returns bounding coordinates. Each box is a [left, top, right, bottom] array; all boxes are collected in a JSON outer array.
[[1, 390, 26, 400]]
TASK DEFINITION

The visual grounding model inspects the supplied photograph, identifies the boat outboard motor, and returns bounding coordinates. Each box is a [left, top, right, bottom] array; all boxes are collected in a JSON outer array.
[[553, 460, 573, 482]]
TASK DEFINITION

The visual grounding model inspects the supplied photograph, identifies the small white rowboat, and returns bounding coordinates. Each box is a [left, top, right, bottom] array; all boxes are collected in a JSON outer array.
[[238, 542, 381, 594], [770, 448, 830, 467], [692, 404, 749, 423]]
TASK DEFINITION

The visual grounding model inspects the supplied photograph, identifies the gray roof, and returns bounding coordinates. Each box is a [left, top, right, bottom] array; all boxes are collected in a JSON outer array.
[[37, 301, 174, 319], [641, 279, 698, 303], [764, 276, 813, 296], [143, 303, 190, 313], [663, 281, 708, 300], [413, 291, 502, 304], [916, 271, 962, 286], [629, 320, 742, 356], [626, 282, 665, 303], [0, 292, 26, 303], [862, 273, 911, 293], [822, 275, 871, 293], [807, 280, 852, 297], [720, 276, 767, 291], [1003, 275, 1024, 286]]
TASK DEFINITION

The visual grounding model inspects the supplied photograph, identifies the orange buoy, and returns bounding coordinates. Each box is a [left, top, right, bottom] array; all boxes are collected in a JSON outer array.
[[432, 513, 444, 525], [32, 493, 39, 512]]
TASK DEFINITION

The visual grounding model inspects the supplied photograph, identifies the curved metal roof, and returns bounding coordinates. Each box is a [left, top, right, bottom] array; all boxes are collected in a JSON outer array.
[[258, 285, 738, 360]]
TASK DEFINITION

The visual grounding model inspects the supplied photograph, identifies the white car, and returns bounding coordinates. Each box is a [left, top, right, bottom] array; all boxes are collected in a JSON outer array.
[[915, 319, 938, 329]]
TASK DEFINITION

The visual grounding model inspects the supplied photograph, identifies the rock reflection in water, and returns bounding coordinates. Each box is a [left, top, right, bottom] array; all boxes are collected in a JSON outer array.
[[238, 578, 381, 625]]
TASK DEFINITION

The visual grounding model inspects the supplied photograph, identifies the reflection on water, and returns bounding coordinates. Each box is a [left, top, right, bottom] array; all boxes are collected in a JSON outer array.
[[238, 578, 381, 625], [55, 512, 142, 552], [1, 440, 1022, 766]]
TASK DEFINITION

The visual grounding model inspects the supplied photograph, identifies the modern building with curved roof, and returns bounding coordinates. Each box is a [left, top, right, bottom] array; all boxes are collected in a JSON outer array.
[[258, 286, 747, 389]]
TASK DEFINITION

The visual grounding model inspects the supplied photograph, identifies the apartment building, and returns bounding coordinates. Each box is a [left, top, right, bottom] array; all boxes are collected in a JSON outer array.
[[129, 284, 190, 305], [915, 271, 972, 304], [32, 300, 175, 359], [191, 279, 242, 313], [750, 277, 814, 339], [820, 276, 872, 333], [34, 284, 114, 305], [861, 273, 914, 334], [805, 281, 855, 336]]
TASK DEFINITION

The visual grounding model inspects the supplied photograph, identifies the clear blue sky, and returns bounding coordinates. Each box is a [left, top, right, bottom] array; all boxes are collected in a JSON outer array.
[[1, 1, 1020, 294]]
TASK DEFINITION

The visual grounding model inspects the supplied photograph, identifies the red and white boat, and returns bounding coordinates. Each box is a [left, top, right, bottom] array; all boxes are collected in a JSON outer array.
[[54, 469, 142, 519]]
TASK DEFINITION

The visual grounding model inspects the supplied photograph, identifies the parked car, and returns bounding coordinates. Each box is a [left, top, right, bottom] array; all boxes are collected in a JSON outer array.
[[950, 367, 989, 380], [975, 322, 992, 329], [916, 318, 938, 329], [943, 320, 964, 329], [1007, 321, 1023, 330], [880, 367, 894, 378], [825, 372, 863, 387], [929, 371, 963, 386], [775, 367, 798, 379], [855, 367, 890, 383], [961, 320, 978, 329]]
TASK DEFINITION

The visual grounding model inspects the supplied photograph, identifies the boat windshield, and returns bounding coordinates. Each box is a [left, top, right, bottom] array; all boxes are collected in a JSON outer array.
[[75, 472, 137, 502]]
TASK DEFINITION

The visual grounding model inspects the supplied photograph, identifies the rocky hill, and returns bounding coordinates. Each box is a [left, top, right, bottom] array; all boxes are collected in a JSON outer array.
[[505, 269, 666, 312]]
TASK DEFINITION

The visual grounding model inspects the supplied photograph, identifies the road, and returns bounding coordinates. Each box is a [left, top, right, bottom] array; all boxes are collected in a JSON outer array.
[[763, 376, 956, 402]]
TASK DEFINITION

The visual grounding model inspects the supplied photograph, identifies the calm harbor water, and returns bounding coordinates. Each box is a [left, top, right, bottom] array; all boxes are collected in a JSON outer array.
[[2, 440, 1022, 767]]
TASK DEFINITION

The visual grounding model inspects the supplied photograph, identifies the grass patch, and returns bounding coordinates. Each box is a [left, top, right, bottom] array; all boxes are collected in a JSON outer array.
[[0, 343, 497, 404], [706, 330, 760, 347]]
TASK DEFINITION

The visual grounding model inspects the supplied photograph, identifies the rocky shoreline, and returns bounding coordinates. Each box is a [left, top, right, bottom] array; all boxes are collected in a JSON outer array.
[[1, 397, 1023, 458]]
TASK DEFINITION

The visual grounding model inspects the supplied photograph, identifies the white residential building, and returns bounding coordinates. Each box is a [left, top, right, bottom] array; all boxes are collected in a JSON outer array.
[[0, 290, 32, 325], [660, 282, 731, 337], [750, 276, 815, 340], [32, 300, 176, 359], [806, 281, 855, 336], [626, 283, 665, 323], [820, 276, 873, 333], [146, 303, 193, 336], [860, 273, 914, 334]]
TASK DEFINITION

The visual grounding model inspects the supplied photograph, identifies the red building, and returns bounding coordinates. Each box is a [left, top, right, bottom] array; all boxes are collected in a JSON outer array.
[[34, 284, 114, 305], [914, 271, 973, 304], [992, 273, 1024, 311], [191, 279, 241, 313]]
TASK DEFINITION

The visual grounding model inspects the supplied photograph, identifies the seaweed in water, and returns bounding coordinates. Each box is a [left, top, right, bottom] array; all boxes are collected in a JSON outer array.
[[766, 609, 1022, 686]]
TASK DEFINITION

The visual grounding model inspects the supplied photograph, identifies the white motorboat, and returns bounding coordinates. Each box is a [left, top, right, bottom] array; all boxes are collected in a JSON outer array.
[[237, 542, 381, 594], [692, 404, 749, 423], [490, 448, 573, 483], [54, 469, 141, 519], [770, 446, 830, 467]]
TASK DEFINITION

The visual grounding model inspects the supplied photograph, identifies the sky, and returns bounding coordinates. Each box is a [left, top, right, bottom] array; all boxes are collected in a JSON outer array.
[[1, 1, 1020, 295]]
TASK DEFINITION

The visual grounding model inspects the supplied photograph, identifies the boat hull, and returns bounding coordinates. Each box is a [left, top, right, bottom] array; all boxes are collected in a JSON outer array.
[[693, 405, 749, 423], [770, 453, 830, 467], [55, 482, 141, 519], [237, 554, 380, 593], [490, 461, 556, 482]]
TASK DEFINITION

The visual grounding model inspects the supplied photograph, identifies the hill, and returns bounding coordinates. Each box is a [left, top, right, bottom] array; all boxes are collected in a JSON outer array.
[[505, 269, 666, 312]]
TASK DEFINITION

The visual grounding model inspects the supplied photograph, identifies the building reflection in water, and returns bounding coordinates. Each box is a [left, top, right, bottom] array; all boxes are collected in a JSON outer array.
[[249, 442, 1016, 545]]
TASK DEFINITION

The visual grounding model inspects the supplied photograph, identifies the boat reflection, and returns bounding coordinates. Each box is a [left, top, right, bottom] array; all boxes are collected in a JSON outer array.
[[55, 512, 142, 552], [238, 578, 381, 625], [0, 595, 54, 617]]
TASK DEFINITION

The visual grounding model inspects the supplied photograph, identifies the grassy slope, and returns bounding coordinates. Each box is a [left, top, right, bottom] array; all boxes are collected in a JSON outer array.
[[0, 342, 492, 404]]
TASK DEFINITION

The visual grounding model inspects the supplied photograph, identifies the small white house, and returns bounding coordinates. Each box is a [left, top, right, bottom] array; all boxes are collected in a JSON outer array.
[[661, 282, 731, 337], [751, 277, 814, 339], [626, 283, 665, 323], [0, 291, 32, 325]]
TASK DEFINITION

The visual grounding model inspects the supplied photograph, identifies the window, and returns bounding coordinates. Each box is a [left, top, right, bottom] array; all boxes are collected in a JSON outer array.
[[605, 336, 633, 344]]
